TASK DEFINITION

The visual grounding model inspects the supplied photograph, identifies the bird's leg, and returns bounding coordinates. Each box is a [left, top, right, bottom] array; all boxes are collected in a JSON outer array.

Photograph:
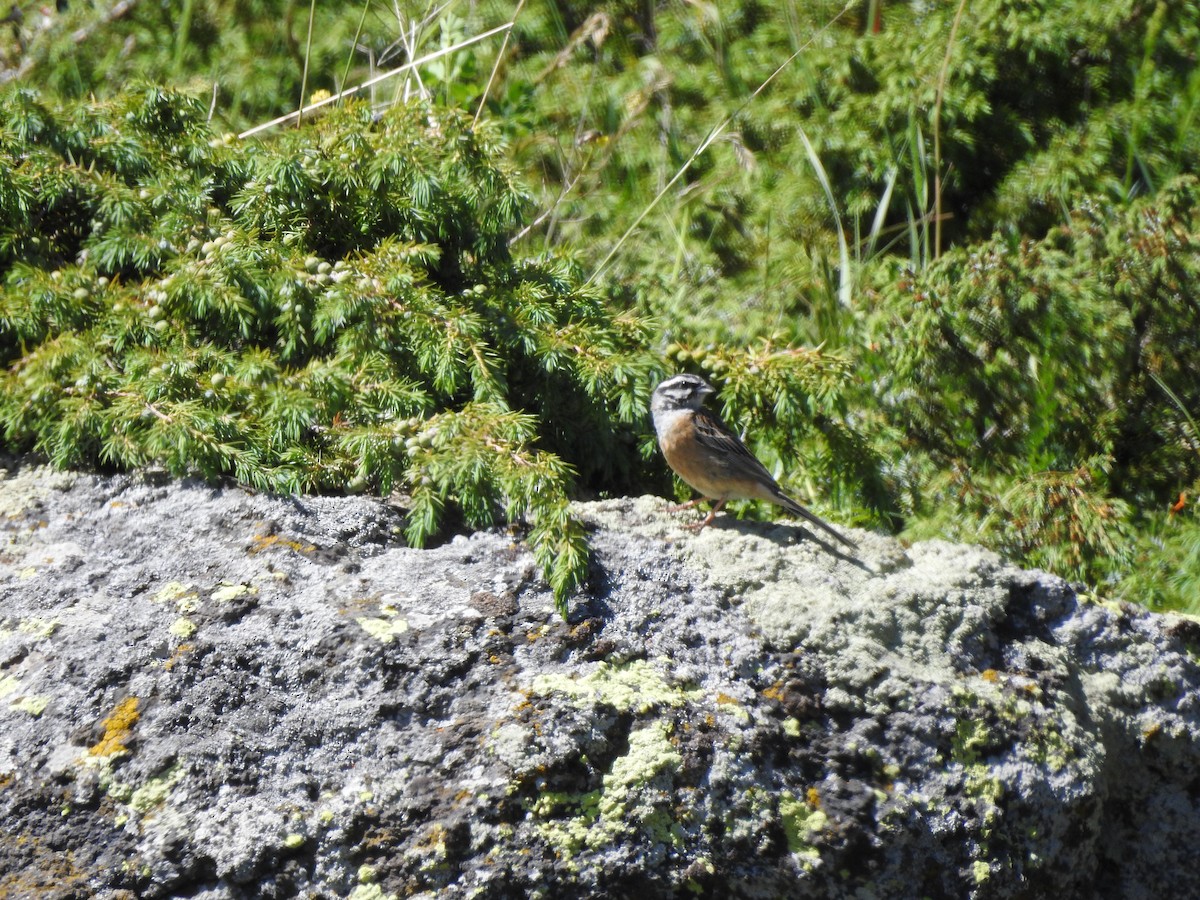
[[685, 499, 727, 532], [667, 498, 705, 513]]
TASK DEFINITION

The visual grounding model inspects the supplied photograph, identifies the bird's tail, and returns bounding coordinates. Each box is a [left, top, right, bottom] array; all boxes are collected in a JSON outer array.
[[777, 493, 859, 550]]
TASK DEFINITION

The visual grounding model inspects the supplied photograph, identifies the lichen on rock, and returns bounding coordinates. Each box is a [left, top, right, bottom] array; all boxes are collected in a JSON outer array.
[[1, 467, 1198, 897]]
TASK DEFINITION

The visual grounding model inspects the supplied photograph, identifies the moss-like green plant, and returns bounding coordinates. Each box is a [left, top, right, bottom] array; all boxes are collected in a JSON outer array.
[[866, 178, 1200, 594], [9, 1, 1200, 609], [0, 87, 658, 614]]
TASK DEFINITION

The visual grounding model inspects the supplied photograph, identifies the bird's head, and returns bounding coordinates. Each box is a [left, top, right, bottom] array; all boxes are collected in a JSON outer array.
[[651, 373, 716, 413]]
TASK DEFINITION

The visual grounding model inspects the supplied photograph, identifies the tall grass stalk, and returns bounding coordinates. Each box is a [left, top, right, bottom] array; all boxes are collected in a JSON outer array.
[[239, 22, 514, 138], [1151, 372, 1200, 459], [799, 127, 851, 309], [338, 1, 374, 97], [932, 0, 967, 259], [172, 0, 197, 79], [475, 0, 526, 128], [585, 2, 856, 286], [297, 0, 318, 126]]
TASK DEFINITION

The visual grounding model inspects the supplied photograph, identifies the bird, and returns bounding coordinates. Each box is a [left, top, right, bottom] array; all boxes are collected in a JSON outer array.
[[650, 373, 858, 549]]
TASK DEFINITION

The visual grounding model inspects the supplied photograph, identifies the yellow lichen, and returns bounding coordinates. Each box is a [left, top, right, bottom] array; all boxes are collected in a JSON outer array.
[[169, 617, 197, 639], [89, 697, 140, 757], [162, 643, 194, 671], [779, 791, 827, 863], [12, 695, 48, 716], [153, 581, 194, 604], [0, 675, 20, 699], [18, 618, 59, 639], [249, 533, 317, 556], [532, 660, 700, 715], [761, 681, 786, 702], [212, 582, 255, 602], [356, 601, 409, 643]]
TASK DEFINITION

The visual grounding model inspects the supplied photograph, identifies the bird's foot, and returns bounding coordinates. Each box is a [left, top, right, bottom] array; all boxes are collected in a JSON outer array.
[[681, 500, 725, 532]]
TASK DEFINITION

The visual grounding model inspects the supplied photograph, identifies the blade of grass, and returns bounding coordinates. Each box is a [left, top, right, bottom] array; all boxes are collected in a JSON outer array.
[[932, 0, 968, 260], [1150, 372, 1200, 458], [586, 1, 856, 286], [338, 1, 374, 98], [799, 127, 851, 308], [865, 166, 898, 261], [239, 21, 514, 138], [297, 0, 317, 127], [172, 0, 197, 78], [474, 0, 526, 128]]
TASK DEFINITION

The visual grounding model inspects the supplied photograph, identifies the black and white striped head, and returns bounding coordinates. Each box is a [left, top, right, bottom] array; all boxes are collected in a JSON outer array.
[[651, 373, 716, 414]]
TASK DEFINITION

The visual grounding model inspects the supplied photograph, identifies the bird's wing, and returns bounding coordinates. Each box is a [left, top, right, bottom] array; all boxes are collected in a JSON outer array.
[[691, 407, 778, 485], [693, 407, 859, 551]]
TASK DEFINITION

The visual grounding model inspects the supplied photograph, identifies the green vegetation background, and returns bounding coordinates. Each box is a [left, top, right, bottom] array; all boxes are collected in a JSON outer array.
[[3, 0, 1200, 613]]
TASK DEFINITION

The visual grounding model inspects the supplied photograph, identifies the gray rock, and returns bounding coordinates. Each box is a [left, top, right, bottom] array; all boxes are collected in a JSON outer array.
[[1, 464, 1198, 899]]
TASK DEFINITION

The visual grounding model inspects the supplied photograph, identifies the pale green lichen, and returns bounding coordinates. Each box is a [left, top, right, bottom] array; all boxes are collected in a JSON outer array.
[[11, 695, 48, 716], [90, 756, 130, 802], [0, 466, 75, 516], [598, 721, 683, 828], [103, 764, 182, 828], [128, 765, 183, 814], [973, 859, 992, 883], [356, 610, 409, 643], [1030, 727, 1072, 773], [154, 581, 200, 613], [532, 660, 700, 715], [964, 765, 1005, 807], [211, 581, 254, 602], [952, 718, 994, 766], [779, 791, 827, 864], [952, 680, 1075, 780], [534, 791, 601, 860], [0, 668, 38, 717], [18, 618, 59, 639], [533, 719, 684, 860], [953, 711, 1004, 806], [169, 617, 197, 639], [153, 581, 192, 603], [283, 833, 305, 849]]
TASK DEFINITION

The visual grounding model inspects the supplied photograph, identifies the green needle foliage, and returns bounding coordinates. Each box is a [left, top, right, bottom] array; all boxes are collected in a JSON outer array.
[[7, 1, 1200, 610], [0, 0, 367, 125], [0, 87, 659, 614], [500, 0, 1200, 340], [866, 177, 1200, 600]]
